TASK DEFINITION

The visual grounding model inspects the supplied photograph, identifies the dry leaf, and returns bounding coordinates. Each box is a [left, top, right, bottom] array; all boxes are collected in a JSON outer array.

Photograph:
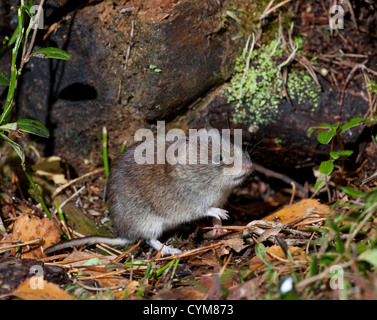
[[220, 238, 248, 255], [263, 199, 330, 224], [61, 251, 114, 268], [248, 245, 306, 272], [12, 215, 61, 259], [31, 156, 68, 184], [13, 278, 72, 300]]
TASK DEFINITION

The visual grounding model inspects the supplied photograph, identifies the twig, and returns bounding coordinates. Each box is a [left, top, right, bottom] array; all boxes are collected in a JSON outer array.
[[0, 184, 45, 217], [74, 279, 127, 291], [339, 64, 365, 113], [111, 241, 142, 263], [260, 0, 293, 19], [51, 168, 105, 199], [252, 163, 306, 197], [58, 185, 85, 210], [0, 238, 43, 253], [295, 260, 353, 291], [289, 182, 296, 205], [362, 71, 374, 119]]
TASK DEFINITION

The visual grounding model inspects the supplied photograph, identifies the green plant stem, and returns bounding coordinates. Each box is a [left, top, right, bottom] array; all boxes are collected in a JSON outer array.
[[55, 202, 69, 237], [170, 258, 180, 280], [102, 126, 109, 180], [22, 0, 46, 67], [0, 8, 24, 124], [24, 169, 52, 219], [345, 201, 377, 249]]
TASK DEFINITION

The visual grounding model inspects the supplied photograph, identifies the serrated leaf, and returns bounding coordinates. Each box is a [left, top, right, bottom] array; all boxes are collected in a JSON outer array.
[[30, 47, 71, 61], [317, 129, 336, 144], [319, 160, 334, 176], [17, 119, 49, 138], [340, 117, 369, 134], [0, 69, 9, 86], [330, 150, 353, 160], [339, 186, 366, 198], [0, 133, 24, 164]]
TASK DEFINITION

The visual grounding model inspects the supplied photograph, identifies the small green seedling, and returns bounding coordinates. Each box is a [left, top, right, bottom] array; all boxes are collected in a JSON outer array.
[[307, 117, 372, 194], [149, 65, 162, 73]]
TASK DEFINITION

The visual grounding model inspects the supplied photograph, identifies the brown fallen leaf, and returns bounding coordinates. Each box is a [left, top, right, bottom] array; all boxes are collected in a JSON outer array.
[[60, 251, 114, 268], [12, 215, 61, 259], [262, 199, 330, 224], [248, 245, 307, 272], [31, 156, 68, 184], [220, 238, 249, 255], [12, 278, 73, 300]]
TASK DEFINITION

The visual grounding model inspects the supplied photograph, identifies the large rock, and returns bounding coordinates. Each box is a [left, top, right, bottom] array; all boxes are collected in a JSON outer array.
[[11, 0, 246, 172]]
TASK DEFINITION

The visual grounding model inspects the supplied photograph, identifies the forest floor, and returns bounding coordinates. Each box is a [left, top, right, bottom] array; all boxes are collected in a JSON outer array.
[[1, 0, 377, 301]]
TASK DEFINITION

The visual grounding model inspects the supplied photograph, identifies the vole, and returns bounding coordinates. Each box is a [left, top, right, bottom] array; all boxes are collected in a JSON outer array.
[[45, 129, 252, 256]]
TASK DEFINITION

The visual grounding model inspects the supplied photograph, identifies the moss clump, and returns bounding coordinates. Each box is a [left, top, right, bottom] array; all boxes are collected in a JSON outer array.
[[287, 70, 321, 111], [223, 35, 321, 127]]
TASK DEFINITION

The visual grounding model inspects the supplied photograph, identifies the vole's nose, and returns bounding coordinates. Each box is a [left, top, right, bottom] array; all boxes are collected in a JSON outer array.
[[242, 160, 253, 171]]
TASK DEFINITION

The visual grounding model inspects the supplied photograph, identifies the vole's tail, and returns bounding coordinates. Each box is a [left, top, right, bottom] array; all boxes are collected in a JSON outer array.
[[44, 236, 130, 254]]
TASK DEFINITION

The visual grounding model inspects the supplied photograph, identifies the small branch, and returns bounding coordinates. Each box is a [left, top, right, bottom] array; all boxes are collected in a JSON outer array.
[[252, 163, 307, 198], [51, 168, 105, 199]]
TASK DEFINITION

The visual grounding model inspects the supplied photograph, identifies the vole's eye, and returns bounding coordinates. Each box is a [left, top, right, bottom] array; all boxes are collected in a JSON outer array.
[[213, 154, 223, 164]]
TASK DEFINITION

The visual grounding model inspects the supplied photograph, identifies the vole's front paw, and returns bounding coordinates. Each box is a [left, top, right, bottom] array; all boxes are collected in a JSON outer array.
[[205, 207, 229, 236]]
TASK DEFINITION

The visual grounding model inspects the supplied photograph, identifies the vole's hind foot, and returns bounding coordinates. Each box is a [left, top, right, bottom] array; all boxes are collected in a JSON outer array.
[[205, 207, 229, 236], [147, 239, 182, 256]]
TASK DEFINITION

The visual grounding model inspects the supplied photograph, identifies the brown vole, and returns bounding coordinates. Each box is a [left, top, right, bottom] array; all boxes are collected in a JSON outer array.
[[45, 129, 252, 256]]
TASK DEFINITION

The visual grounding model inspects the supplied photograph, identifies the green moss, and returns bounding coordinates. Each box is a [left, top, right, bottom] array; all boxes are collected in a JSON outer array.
[[286, 70, 321, 111], [223, 35, 321, 127]]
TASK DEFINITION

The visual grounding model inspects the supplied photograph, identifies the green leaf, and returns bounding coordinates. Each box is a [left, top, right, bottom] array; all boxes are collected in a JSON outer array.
[[0, 69, 9, 86], [319, 160, 334, 176], [0, 133, 24, 164], [334, 236, 345, 254], [83, 258, 102, 266], [8, 24, 21, 46], [330, 150, 353, 160], [29, 47, 71, 61], [255, 242, 268, 264], [17, 119, 49, 138], [339, 186, 366, 198], [317, 128, 336, 144], [0, 122, 18, 132], [365, 190, 377, 209], [22, 4, 32, 16], [340, 117, 369, 134], [314, 180, 325, 191], [358, 249, 377, 267], [308, 256, 318, 277]]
